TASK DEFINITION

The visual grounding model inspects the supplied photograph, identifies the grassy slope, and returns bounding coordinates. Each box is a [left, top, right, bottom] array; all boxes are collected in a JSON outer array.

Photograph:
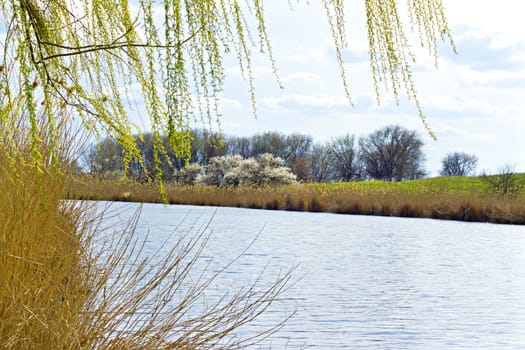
[[309, 176, 494, 194]]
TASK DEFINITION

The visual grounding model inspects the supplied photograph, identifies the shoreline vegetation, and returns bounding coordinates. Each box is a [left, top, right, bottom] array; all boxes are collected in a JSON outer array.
[[2, 153, 293, 348], [66, 175, 525, 225]]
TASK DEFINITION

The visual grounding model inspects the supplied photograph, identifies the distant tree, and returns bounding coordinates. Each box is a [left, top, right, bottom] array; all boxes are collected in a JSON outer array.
[[284, 134, 313, 161], [329, 134, 361, 181], [188, 129, 227, 165], [127, 133, 182, 181], [203, 132, 228, 163], [130, 133, 155, 180], [288, 157, 312, 182], [250, 132, 288, 160], [84, 132, 192, 182], [284, 134, 313, 181], [359, 125, 425, 181], [83, 137, 124, 178], [188, 129, 207, 165], [481, 164, 523, 196], [226, 136, 253, 159], [310, 144, 336, 182], [440, 152, 478, 176]]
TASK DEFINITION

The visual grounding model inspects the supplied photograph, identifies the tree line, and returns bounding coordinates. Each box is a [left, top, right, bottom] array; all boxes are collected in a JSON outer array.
[[83, 125, 479, 183]]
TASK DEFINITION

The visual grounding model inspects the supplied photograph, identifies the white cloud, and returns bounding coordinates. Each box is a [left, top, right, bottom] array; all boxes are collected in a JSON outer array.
[[218, 97, 243, 110], [444, 0, 525, 48], [456, 66, 525, 89], [422, 94, 499, 116], [260, 94, 350, 110], [224, 65, 274, 80], [286, 46, 332, 65], [283, 72, 322, 85], [433, 121, 497, 142]]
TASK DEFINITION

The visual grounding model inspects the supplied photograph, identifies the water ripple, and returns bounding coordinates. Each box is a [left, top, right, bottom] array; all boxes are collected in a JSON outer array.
[[101, 202, 525, 349]]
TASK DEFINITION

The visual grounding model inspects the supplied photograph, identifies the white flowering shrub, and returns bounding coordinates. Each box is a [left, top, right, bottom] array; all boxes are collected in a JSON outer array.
[[198, 154, 296, 187], [237, 157, 260, 185], [223, 167, 242, 186], [258, 153, 285, 168], [175, 163, 203, 185], [197, 155, 243, 186]]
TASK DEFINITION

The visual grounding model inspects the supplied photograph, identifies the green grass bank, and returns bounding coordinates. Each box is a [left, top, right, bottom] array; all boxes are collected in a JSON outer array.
[[66, 175, 525, 225]]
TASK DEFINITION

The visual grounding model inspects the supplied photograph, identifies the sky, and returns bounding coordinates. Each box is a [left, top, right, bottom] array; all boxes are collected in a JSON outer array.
[[211, 0, 525, 176], [1, 1, 523, 176]]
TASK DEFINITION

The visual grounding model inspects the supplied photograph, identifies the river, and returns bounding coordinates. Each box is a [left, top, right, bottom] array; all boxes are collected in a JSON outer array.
[[97, 201, 525, 349]]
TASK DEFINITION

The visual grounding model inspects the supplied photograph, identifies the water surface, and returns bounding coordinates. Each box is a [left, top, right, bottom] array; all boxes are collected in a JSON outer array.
[[101, 202, 525, 349]]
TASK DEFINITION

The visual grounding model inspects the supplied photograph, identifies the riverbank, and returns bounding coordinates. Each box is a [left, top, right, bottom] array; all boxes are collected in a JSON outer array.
[[65, 176, 525, 225]]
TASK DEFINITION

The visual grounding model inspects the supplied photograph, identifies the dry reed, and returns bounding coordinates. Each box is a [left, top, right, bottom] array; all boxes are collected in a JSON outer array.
[[66, 178, 525, 225], [1, 115, 295, 349]]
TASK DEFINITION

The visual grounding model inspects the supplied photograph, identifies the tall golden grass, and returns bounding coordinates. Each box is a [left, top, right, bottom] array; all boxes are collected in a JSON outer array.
[[66, 178, 525, 225], [1, 118, 293, 348]]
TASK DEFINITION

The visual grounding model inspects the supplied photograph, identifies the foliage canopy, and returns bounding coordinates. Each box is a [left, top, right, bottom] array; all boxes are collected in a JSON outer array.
[[1, 0, 454, 176]]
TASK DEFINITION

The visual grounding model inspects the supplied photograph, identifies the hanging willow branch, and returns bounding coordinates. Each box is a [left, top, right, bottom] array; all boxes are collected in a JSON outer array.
[[36, 29, 202, 63], [363, 0, 455, 139], [0, 0, 454, 177]]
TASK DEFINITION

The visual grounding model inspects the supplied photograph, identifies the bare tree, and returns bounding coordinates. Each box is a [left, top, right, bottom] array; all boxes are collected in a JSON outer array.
[[285, 134, 313, 161], [329, 134, 362, 181], [188, 129, 227, 166], [285, 134, 313, 181], [310, 144, 335, 182], [82, 137, 124, 178], [250, 132, 288, 160], [359, 125, 425, 181], [226, 136, 253, 159], [481, 164, 523, 196], [440, 152, 478, 176]]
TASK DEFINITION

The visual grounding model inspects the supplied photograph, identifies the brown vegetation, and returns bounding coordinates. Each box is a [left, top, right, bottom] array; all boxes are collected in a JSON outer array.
[[1, 136, 293, 349], [66, 177, 525, 225]]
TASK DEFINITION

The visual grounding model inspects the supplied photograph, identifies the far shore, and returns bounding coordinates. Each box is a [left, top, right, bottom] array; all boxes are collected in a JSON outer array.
[[64, 175, 525, 225]]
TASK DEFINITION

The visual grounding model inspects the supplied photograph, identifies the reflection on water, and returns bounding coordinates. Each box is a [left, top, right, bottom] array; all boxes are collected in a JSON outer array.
[[101, 202, 525, 349]]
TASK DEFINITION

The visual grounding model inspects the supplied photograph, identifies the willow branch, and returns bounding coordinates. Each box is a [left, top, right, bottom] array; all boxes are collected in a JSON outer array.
[[37, 28, 202, 63]]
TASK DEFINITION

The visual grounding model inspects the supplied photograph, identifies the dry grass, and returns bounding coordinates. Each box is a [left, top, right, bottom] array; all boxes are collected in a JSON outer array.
[[0, 144, 89, 348], [1, 121, 294, 348], [66, 177, 525, 225]]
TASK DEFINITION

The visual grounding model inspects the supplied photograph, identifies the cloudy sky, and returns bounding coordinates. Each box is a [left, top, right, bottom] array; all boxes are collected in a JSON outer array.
[[2, 1, 521, 176], [211, 0, 525, 176]]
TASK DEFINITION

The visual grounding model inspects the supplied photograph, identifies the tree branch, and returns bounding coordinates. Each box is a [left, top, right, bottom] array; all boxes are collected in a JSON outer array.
[[37, 28, 202, 63]]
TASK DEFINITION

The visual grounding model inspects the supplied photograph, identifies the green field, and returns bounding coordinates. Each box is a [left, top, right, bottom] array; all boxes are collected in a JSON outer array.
[[308, 173, 525, 197]]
